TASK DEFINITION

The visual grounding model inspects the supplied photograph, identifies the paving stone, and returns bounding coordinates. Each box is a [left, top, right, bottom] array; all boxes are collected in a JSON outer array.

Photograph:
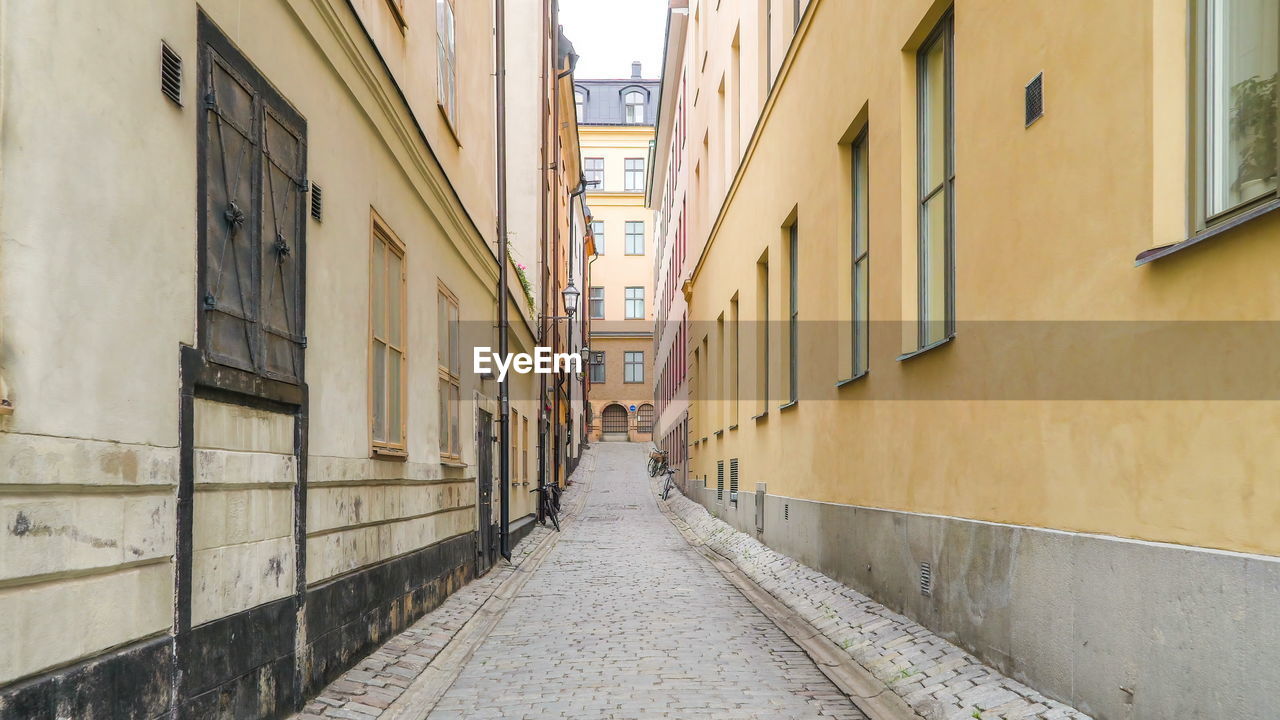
[[663, 470, 1093, 720], [427, 444, 865, 720]]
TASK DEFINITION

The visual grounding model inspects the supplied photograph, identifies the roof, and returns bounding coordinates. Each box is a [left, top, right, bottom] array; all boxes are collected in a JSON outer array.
[[574, 77, 660, 126]]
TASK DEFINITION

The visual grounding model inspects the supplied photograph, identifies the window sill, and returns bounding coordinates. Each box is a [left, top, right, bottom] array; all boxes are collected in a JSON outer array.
[[751, 411, 768, 422], [713, 429, 723, 437], [728, 424, 738, 431], [438, 103, 461, 147], [1135, 198, 1280, 265], [778, 400, 799, 413], [896, 336, 954, 362], [836, 371, 869, 388], [371, 446, 408, 461], [440, 458, 468, 468]]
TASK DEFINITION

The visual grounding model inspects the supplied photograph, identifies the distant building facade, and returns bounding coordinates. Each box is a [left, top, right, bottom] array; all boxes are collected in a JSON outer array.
[[578, 66, 659, 442]]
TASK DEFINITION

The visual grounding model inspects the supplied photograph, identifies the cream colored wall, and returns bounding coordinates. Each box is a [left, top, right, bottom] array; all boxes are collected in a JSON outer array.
[[0, 0, 536, 685], [348, 0, 499, 251], [683, 0, 1280, 557]]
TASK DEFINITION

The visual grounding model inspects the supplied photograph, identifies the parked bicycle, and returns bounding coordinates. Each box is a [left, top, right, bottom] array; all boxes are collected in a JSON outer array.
[[531, 484, 561, 532], [661, 467, 679, 501], [647, 447, 669, 477]]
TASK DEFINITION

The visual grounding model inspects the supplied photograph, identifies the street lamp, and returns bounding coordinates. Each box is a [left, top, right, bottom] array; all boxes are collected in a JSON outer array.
[[561, 282, 580, 318]]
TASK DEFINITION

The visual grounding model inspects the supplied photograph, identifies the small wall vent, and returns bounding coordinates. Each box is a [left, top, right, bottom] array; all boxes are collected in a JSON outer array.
[[784, 502, 790, 521], [729, 458, 739, 505], [716, 460, 725, 502], [1025, 72, 1044, 127], [161, 42, 183, 106], [920, 561, 933, 596], [310, 183, 323, 222]]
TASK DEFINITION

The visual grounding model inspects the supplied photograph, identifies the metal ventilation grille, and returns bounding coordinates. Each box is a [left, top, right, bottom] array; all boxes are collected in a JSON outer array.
[[729, 458, 739, 505], [784, 503, 790, 521], [161, 42, 182, 106], [310, 183, 323, 222], [1025, 72, 1044, 127], [920, 561, 933, 596], [716, 460, 725, 501]]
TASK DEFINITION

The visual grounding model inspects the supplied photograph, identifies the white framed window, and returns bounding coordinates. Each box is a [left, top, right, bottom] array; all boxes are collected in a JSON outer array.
[[436, 0, 458, 129], [625, 158, 646, 191], [625, 91, 646, 123], [575, 90, 585, 122], [585, 157, 604, 190], [1195, 0, 1280, 225], [625, 286, 645, 319], [589, 286, 605, 319], [590, 351, 606, 383], [624, 351, 645, 383], [590, 220, 605, 254], [625, 221, 645, 255]]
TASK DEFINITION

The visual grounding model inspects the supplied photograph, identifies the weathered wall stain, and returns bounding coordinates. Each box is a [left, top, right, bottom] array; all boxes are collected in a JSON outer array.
[[8, 510, 146, 556]]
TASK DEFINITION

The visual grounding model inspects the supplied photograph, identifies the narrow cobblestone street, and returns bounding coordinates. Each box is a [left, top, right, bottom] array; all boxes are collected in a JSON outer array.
[[425, 443, 864, 720]]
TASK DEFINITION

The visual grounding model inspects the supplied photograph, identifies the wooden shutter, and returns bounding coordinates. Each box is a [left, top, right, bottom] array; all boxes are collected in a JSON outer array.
[[260, 106, 306, 384], [202, 53, 260, 374], [199, 23, 307, 390]]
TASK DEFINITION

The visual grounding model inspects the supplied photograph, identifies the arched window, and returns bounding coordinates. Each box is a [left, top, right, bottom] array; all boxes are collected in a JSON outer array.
[[575, 90, 585, 122], [624, 91, 646, 124], [636, 404, 655, 433]]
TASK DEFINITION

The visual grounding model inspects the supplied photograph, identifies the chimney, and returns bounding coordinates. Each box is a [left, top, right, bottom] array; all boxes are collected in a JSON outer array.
[[631, 61, 642, 79]]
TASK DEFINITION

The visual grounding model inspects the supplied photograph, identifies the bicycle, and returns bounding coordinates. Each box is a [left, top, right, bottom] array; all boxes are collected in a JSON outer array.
[[531, 484, 561, 532], [661, 467, 679, 501], [647, 448, 669, 477]]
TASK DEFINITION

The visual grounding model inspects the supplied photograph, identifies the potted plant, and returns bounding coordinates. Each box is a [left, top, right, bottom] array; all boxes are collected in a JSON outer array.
[[1230, 71, 1279, 200]]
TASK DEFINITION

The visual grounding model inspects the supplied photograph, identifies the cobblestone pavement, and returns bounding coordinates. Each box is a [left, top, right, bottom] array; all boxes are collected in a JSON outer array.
[[664, 488, 1092, 720], [425, 442, 866, 720], [295, 523, 555, 719]]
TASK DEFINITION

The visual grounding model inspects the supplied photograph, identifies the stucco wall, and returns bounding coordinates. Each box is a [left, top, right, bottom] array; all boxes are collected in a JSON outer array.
[[683, 0, 1280, 557]]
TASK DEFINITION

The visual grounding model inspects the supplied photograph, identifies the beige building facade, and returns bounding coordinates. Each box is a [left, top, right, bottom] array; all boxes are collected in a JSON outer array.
[[578, 73, 660, 443], [661, 0, 1280, 718], [0, 1, 577, 717]]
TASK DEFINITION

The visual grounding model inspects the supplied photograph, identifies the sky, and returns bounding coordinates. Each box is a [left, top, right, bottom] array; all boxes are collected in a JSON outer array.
[[558, 0, 668, 80]]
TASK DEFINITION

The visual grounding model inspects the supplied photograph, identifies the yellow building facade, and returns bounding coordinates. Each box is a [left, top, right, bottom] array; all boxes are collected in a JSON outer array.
[[578, 73, 660, 443], [657, 1, 1280, 718]]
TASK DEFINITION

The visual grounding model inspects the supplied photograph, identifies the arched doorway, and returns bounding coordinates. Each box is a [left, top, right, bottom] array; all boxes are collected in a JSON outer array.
[[601, 403, 629, 441], [636, 403, 655, 434]]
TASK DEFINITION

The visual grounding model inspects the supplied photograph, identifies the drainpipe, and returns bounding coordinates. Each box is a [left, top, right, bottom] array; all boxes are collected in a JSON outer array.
[[536, 0, 549, 514], [495, 0, 511, 561]]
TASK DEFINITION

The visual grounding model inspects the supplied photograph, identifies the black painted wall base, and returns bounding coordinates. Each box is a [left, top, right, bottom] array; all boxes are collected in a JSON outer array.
[[302, 532, 475, 695], [0, 533, 477, 720], [0, 636, 173, 720]]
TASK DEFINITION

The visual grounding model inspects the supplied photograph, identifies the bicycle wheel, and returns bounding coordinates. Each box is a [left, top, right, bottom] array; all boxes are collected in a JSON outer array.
[[547, 505, 561, 532], [647, 457, 659, 476]]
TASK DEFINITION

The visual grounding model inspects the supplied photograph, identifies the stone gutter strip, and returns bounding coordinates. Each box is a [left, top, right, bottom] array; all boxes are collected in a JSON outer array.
[[295, 466, 592, 720], [659, 484, 1092, 720]]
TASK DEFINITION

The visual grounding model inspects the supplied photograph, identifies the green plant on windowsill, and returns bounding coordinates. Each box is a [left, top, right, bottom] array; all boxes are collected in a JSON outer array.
[[509, 243, 537, 317], [1230, 72, 1279, 196]]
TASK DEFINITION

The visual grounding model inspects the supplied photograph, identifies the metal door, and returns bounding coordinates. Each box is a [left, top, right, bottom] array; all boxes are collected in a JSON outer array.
[[476, 409, 496, 573], [602, 404, 628, 433]]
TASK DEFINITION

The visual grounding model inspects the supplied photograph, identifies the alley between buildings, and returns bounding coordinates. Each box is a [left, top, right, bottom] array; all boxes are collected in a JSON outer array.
[[300, 443, 864, 720]]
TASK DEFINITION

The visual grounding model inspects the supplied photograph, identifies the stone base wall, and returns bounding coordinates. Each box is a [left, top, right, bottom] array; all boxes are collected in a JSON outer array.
[[687, 486, 1280, 720]]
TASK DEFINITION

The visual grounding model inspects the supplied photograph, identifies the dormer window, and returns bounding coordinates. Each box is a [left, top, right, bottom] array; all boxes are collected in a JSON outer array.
[[625, 91, 646, 124], [575, 91, 585, 122]]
